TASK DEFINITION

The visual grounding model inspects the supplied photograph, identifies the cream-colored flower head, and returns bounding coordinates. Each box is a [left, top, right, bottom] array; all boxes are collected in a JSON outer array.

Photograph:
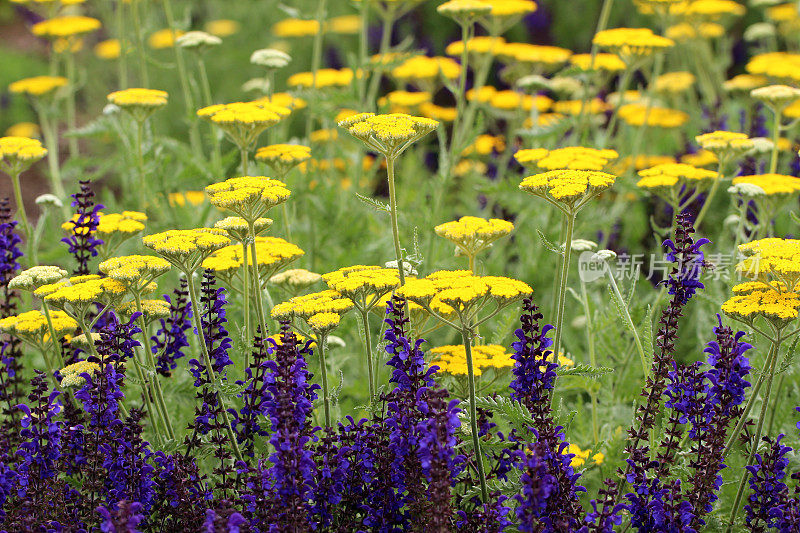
[[250, 48, 292, 69], [9, 265, 68, 292], [176, 31, 222, 50], [751, 84, 800, 111]]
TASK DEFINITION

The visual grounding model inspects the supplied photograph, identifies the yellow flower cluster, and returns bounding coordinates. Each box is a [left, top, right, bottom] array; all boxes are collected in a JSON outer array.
[[751, 84, 800, 110], [272, 18, 320, 37], [462, 134, 506, 157], [722, 286, 800, 322], [552, 99, 610, 116], [486, 90, 552, 113], [95, 39, 120, 60], [731, 174, 800, 196], [306, 312, 341, 333], [566, 444, 604, 468], [724, 74, 767, 93], [445, 36, 505, 57], [665, 22, 724, 41], [9, 266, 68, 292], [44, 276, 128, 307], [391, 56, 461, 82], [515, 147, 618, 171], [107, 88, 168, 110], [746, 52, 800, 83], [618, 104, 689, 128], [116, 299, 171, 320], [339, 113, 439, 155], [198, 101, 290, 129], [322, 266, 401, 302], [214, 216, 272, 241], [205, 176, 291, 215], [202, 236, 304, 275], [520, 169, 616, 203], [593, 28, 674, 61], [379, 90, 432, 113], [736, 238, 800, 291], [497, 42, 572, 67], [431, 344, 514, 376], [0, 137, 47, 170], [637, 163, 717, 190], [398, 270, 532, 315], [96, 211, 147, 236], [148, 28, 184, 49], [434, 216, 513, 257], [270, 268, 323, 291], [654, 71, 696, 93], [59, 360, 101, 387], [287, 68, 356, 89], [478, 0, 537, 17], [168, 191, 206, 207], [271, 290, 354, 321], [9, 75, 67, 96], [143, 228, 230, 263], [569, 53, 626, 72], [99, 255, 171, 285], [31, 16, 101, 38], [0, 310, 77, 346], [255, 144, 311, 175]]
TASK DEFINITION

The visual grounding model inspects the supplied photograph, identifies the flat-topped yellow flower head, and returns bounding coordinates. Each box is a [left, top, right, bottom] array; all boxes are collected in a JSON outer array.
[[287, 68, 356, 89], [722, 289, 800, 324], [59, 360, 101, 387], [143, 228, 230, 270], [255, 144, 311, 176], [731, 174, 800, 196], [271, 289, 354, 322], [98, 255, 171, 290], [520, 169, 616, 207], [32, 16, 100, 39], [618, 104, 689, 128], [198, 101, 290, 147], [108, 89, 168, 121], [0, 136, 47, 173], [96, 211, 147, 237], [202, 236, 304, 277], [307, 312, 341, 334], [0, 309, 77, 348], [270, 268, 323, 292], [322, 266, 401, 305], [391, 56, 461, 85], [431, 344, 514, 376], [637, 163, 718, 192], [9, 75, 67, 97], [515, 147, 618, 171], [735, 238, 800, 292], [214, 216, 272, 242], [44, 276, 128, 310], [746, 52, 800, 84], [654, 71, 696, 93], [569, 53, 626, 72], [496, 42, 572, 68], [695, 130, 754, 160], [593, 28, 674, 63], [205, 176, 291, 220], [116, 299, 171, 322], [9, 265, 68, 292], [435, 216, 513, 258], [339, 113, 438, 157], [437, 0, 493, 23]]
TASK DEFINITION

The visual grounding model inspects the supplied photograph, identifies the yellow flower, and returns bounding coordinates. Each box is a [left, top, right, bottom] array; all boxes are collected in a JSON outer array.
[[593, 28, 674, 63], [746, 52, 800, 83], [287, 68, 355, 89], [478, 0, 537, 17], [143, 228, 231, 267], [339, 113, 438, 157], [95, 211, 148, 236], [569, 53, 626, 72], [0, 136, 47, 172], [271, 289, 354, 321], [552, 98, 610, 116], [59, 360, 101, 387], [205, 176, 291, 220], [379, 90, 432, 113], [116, 299, 171, 321], [148, 28, 184, 49], [618, 104, 689, 128], [665, 21, 724, 41], [4, 122, 40, 139], [431, 344, 514, 377], [168, 191, 206, 207], [445, 36, 505, 57], [437, 0, 493, 21], [198, 101, 290, 148], [270, 268, 323, 291], [205, 19, 240, 37], [32, 16, 101, 39], [272, 18, 320, 38], [202, 237, 304, 276], [327, 15, 362, 34], [722, 289, 800, 322], [497, 42, 572, 67], [45, 277, 128, 308], [654, 71, 696, 93], [565, 444, 603, 468], [637, 163, 717, 190], [391, 56, 461, 83], [307, 312, 341, 333], [95, 39, 121, 60], [724, 74, 767, 93], [695, 131, 754, 158], [99, 255, 171, 287], [322, 266, 401, 304], [515, 147, 619, 171], [520, 169, 616, 204], [488, 91, 551, 113], [435, 216, 513, 258], [419, 102, 458, 122], [751, 84, 800, 111], [107, 88, 168, 110], [255, 144, 311, 175], [462, 134, 506, 157], [213, 216, 272, 241], [9, 76, 67, 96]]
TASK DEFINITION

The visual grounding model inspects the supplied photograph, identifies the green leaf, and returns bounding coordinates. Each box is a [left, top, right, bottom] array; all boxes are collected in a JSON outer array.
[[556, 363, 613, 380], [791, 211, 800, 226], [641, 305, 654, 366], [778, 335, 800, 375], [355, 193, 390, 213], [537, 229, 562, 256], [474, 395, 535, 431]]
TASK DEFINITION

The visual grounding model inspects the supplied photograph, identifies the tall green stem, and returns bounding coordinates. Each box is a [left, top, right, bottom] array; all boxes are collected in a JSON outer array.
[[241, 241, 251, 371], [576, 0, 615, 142], [552, 212, 575, 363], [317, 333, 331, 427], [386, 155, 406, 287], [186, 273, 244, 461], [606, 266, 648, 379], [64, 52, 79, 158], [135, 119, 147, 211], [41, 303, 65, 369], [131, 0, 149, 86], [247, 221, 269, 336], [134, 292, 176, 440], [240, 145, 249, 176], [359, 309, 376, 401], [769, 110, 782, 174], [694, 160, 724, 230], [580, 279, 600, 442], [9, 170, 31, 244], [38, 109, 66, 202], [357, 0, 370, 105], [462, 327, 488, 503], [305, 0, 328, 138], [726, 333, 782, 531], [601, 66, 634, 149], [366, 8, 396, 110], [116, 0, 128, 88]]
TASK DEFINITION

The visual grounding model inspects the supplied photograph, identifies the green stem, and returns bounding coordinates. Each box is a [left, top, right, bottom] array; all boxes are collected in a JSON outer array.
[[134, 292, 176, 440], [366, 8, 396, 111], [317, 332, 331, 427], [131, 0, 149, 86], [240, 145, 249, 176], [9, 169, 31, 245], [462, 327, 488, 503], [359, 309, 376, 401], [186, 272, 244, 461], [64, 52, 79, 158], [305, 0, 328, 139], [386, 155, 406, 287], [606, 266, 648, 379], [726, 333, 782, 531], [552, 211, 575, 363], [580, 279, 600, 443], [38, 109, 66, 203], [41, 303, 65, 369], [248, 221, 269, 336], [357, 0, 370, 106], [602, 65, 634, 149], [116, 1, 128, 88], [136, 119, 147, 211], [694, 160, 723, 230], [197, 57, 222, 173], [766, 372, 785, 437], [576, 0, 615, 142], [241, 241, 251, 371], [770, 110, 782, 174], [281, 202, 293, 243]]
